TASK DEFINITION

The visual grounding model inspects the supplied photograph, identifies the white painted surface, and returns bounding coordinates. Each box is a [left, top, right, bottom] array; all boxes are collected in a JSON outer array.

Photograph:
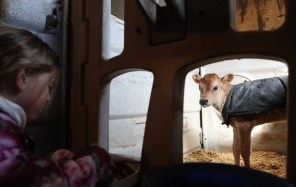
[[110, 15, 124, 58], [109, 72, 153, 159], [183, 72, 203, 153]]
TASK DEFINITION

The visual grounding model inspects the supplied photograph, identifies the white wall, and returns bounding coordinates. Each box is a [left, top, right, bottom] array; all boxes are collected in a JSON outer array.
[[109, 71, 153, 158], [183, 72, 203, 154], [108, 14, 151, 159], [109, 69, 203, 157]]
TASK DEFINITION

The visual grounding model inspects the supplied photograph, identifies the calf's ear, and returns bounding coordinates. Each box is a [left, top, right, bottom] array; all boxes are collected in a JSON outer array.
[[192, 74, 202, 84], [222, 73, 234, 83]]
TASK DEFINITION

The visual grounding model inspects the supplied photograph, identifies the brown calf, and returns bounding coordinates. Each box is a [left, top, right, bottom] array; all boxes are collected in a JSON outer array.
[[192, 73, 287, 167]]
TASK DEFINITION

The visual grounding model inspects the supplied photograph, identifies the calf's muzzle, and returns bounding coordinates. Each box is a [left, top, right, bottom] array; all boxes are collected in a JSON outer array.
[[199, 99, 208, 106]]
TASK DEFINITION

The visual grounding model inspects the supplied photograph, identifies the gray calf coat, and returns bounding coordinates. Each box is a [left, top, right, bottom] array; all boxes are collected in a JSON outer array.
[[221, 76, 288, 126]]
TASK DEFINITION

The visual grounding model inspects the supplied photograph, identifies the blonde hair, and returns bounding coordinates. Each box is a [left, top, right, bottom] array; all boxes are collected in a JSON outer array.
[[0, 25, 59, 85]]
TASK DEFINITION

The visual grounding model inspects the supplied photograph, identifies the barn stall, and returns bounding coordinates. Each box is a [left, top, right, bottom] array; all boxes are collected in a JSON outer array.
[[70, 0, 294, 186], [107, 1, 288, 180], [1, 0, 295, 186]]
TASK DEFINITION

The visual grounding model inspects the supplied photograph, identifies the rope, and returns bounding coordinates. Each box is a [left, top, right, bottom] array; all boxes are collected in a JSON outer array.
[[234, 74, 251, 82]]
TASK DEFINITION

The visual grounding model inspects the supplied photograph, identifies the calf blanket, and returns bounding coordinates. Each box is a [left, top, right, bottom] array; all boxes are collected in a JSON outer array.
[[221, 76, 288, 126]]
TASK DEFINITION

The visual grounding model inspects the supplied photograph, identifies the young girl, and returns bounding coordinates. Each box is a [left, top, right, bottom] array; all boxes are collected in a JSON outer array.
[[0, 25, 138, 187]]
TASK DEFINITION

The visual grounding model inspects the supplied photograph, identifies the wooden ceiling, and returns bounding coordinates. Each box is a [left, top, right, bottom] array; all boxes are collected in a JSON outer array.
[[111, 0, 286, 31]]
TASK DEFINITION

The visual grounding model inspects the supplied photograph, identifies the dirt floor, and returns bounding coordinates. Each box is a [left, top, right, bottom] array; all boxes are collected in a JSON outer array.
[[183, 149, 286, 179]]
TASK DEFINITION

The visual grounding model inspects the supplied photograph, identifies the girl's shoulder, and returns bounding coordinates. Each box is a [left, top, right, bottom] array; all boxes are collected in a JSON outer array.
[[0, 112, 22, 135], [0, 111, 35, 154]]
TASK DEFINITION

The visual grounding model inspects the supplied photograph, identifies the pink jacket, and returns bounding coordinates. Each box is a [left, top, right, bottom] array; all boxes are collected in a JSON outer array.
[[0, 96, 114, 187]]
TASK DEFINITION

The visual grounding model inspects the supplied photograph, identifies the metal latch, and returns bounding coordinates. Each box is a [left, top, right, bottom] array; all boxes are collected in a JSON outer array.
[[44, 2, 63, 32]]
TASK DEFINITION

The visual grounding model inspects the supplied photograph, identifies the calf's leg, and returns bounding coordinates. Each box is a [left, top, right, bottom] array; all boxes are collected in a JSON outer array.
[[232, 126, 241, 166], [239, 124, 253, 167]]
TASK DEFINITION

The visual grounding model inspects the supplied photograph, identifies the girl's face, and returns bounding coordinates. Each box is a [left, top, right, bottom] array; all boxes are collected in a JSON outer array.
[[18, 71, 57, 120]]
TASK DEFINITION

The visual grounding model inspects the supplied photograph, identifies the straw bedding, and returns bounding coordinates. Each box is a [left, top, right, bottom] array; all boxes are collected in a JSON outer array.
[[184, 149, 286, 178]]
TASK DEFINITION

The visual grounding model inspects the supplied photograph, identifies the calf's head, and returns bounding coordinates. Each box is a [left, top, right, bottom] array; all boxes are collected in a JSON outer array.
[[192, 73, 234, 110]]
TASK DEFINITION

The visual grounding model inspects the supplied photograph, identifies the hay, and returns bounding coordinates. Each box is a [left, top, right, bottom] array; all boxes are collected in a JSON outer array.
[[183, 149, 286, 178]]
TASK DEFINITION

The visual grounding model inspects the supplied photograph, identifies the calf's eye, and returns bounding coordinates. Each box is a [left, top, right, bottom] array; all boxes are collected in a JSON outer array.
[[213, 86, 218, 91]]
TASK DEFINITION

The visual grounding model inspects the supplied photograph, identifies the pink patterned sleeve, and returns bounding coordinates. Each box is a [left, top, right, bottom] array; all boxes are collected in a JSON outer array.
[[71, 146, 115, 187], [0, 118, 114, 187], [54, 147, 115, 187]]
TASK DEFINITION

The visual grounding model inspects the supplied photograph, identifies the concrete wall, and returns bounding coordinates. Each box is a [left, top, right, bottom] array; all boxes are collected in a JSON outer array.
[[108, 15, 148, 158], [109, 71, 153, 158], [183, 73, 203, 154]]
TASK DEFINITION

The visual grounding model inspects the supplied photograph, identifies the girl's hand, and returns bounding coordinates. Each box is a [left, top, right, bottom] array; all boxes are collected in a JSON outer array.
[[63, 156, 98, 187], [51, 149, 74, 166]]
